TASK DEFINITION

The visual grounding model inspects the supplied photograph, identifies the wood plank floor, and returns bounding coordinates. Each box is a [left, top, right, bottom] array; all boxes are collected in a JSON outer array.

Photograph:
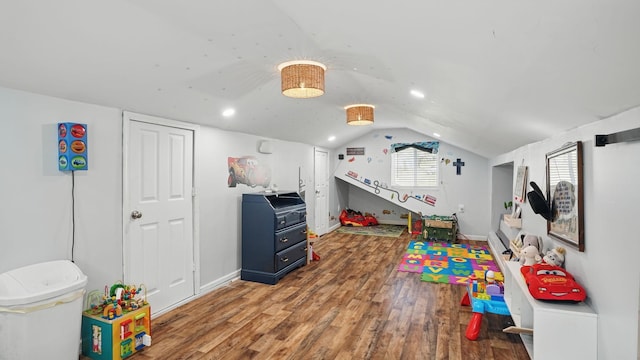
[[91, 229, 529, 360]]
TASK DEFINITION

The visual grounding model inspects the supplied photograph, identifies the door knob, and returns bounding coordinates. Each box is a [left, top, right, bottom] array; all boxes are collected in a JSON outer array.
[[131, 210, 143, 220]]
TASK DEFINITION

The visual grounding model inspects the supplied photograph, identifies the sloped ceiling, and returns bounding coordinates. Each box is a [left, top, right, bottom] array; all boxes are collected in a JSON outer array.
[[1, 0, 639, 157]]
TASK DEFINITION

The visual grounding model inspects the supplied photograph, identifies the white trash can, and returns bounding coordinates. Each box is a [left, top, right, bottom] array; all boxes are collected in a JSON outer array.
[[0, 260, 88, 360]]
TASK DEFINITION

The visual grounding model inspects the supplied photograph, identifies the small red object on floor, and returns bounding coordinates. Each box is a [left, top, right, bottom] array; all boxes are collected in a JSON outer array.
[[460, 292, 471, 306], [312, 251, 321, 261], [465, 312, 483, 341]]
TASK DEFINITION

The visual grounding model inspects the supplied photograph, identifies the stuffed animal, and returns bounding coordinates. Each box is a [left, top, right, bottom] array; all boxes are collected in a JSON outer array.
[[521, 234, 543, 254], [519, 245, 542, 266], [512, 232, 543, 262], [543, 246, 566, 267]]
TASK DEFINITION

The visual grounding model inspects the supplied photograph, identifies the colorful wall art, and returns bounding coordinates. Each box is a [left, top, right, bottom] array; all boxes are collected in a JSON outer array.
[[227, 156, 271, 188]]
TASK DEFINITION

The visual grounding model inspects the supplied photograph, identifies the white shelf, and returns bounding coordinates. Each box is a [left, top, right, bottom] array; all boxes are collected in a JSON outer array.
[[487, 230, 597, 360], [503, 261, 598, 360], [503, 213, 522, 228]]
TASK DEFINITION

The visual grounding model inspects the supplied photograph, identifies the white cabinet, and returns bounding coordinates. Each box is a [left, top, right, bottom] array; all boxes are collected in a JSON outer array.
[[488, 233, 598, 359]]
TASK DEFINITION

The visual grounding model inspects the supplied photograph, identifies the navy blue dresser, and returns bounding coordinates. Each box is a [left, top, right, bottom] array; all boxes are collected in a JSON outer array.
[[241, 191, 307, 284]]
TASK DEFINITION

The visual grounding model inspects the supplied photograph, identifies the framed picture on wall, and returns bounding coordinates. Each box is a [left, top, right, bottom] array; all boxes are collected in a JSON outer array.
[[513, 165, 528, 203], [546, 141, 584, 251]]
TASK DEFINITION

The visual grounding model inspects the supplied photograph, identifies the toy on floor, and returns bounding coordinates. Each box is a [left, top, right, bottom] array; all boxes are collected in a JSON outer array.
[[83, 282, 149, 319], [82, 282, 151, 360], [339, 208, 378, 226], [461, 271, 510, 341]]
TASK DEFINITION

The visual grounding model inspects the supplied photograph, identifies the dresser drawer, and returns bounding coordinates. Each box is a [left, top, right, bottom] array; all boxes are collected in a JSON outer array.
[[275, 207, 306, 230], [274, 222, 307, 252], [275, 240, 307, 272]]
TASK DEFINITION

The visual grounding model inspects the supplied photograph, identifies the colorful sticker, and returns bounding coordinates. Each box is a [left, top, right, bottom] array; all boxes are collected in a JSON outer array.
[[70, 124, 86, 138], [59, 156, 68, 169], [71, 140, 86, 153], [71, 156, 87, 169]]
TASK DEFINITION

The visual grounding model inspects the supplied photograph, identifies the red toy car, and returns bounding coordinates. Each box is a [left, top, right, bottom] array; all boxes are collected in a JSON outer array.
[[339, 209, 379, 227], [520, 263, 586, 302]]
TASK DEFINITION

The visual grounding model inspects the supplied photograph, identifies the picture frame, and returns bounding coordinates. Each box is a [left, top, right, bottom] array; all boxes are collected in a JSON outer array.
[[546, 141, 584, 251], [513, 165, 528, 203]]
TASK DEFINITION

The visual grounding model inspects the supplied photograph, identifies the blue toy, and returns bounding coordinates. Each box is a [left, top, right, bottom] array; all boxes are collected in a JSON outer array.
[[461, 270, 510, 340]]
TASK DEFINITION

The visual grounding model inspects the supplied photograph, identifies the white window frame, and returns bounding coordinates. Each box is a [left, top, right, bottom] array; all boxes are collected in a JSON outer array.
[[391, 147, 439, 188]]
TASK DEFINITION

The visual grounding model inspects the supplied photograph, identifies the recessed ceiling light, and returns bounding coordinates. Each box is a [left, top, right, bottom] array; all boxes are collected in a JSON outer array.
[[433, 132, 441, 138], [328, 135, 336, 141], [222, 108, 236, 117], [410, 90, 425, 99]]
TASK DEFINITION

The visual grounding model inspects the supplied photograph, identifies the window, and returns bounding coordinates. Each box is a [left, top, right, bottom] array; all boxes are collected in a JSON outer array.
[[391, 147, 439, 187]]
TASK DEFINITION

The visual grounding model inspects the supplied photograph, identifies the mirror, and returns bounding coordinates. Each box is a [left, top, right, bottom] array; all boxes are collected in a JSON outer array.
[[546, 141, 584, 251]]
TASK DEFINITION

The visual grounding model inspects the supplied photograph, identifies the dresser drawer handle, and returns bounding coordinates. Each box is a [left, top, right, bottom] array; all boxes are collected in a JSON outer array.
[[302, 229, 307, 234], [280, 238, 289, 243], [279, 220, 286, 225], [281, 257, 289, 263]]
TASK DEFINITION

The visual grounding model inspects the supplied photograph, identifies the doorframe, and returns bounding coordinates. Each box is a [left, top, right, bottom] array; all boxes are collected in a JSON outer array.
[[314, 147, 329, 236], [121, 111, 201, 297]]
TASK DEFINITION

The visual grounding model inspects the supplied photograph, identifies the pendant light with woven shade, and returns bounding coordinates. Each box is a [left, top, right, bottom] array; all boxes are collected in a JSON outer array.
[[277, 60, 326, 98], [345, 104, 375, 125]]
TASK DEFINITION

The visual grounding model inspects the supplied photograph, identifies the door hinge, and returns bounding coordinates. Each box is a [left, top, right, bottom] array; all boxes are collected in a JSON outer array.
[[192, 187, 196, 197]]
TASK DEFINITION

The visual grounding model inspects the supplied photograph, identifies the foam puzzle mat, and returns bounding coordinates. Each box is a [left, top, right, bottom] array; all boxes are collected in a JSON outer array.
[[397, 241, 503, 286]]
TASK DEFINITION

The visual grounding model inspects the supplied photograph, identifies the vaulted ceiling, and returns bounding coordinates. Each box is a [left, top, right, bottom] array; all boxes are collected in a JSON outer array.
[[1, 1, 639, 157]]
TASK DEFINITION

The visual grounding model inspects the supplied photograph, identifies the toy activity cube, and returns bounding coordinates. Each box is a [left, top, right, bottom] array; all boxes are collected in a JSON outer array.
[[81, 283, 151, 359]]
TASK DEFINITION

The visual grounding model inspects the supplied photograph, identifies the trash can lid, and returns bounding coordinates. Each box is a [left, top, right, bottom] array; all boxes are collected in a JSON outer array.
[[0, 260, 88, 306]]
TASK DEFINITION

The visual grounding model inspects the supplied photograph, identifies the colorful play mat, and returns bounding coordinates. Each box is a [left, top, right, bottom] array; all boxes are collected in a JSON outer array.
[[397, 241, 503, 285]]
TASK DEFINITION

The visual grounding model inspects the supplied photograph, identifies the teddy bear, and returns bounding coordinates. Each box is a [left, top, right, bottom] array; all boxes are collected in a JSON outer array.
[[542, 246, 566, 267], [519, 245, 542, 266]]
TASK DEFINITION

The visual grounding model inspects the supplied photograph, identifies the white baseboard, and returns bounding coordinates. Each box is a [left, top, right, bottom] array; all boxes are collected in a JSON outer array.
[[199, 269, 241, 293], [152, 270, 240, 318], [328, 223, 341, 233], [377, 219, 408, 226], [457, 234, 488, 241]]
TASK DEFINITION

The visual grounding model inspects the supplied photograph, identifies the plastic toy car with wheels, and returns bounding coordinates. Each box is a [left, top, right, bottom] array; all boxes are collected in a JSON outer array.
[[339, 209, 378, 227], [520, 263, 586, 302]]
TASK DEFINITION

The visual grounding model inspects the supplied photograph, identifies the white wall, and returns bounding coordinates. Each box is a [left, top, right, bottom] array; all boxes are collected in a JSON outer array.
[[0, 87, 123, 291], [197, 128, 313, 288], [329, 128, 490, 237], [0, 86, 315, 301], [490, 107, 640, 360]]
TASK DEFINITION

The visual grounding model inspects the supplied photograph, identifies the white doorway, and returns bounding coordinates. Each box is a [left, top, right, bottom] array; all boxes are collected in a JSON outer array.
[[122, 112, 199, 315], [314, 148, 329, 236]]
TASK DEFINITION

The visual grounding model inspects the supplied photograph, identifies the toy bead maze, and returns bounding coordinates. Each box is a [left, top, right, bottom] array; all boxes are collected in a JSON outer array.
[[81, 283, 151, 360]]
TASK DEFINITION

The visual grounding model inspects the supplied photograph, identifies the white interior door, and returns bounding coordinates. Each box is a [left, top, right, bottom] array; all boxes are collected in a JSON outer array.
[[314, 148, 328, 235], [124, 115, 195, 314]]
